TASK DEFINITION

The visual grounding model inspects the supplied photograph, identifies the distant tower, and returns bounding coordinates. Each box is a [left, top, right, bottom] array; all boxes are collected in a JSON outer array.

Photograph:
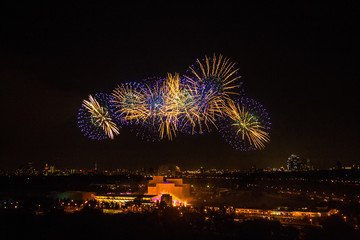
[[94, 160, 98, 171], [44, 163, 49, 176]]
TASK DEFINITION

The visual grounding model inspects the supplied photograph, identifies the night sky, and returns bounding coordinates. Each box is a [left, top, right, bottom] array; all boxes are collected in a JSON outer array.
[[1, 2, 359, 170]]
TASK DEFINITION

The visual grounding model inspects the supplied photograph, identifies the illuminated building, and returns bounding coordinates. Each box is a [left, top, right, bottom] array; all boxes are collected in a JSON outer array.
[[147, 176, 190, 205], [287, 154, 312, 171], [50, 165, 55, 174], [234, 207, 336, 221], [43, 163, 56, 175], [44, 163, 49, 174], [157, 164, 181, 176], [95, 194, 155, 206]]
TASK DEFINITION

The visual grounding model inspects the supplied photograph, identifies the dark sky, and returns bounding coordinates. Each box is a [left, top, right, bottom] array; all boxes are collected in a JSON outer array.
[[1, 2, 359, 170]]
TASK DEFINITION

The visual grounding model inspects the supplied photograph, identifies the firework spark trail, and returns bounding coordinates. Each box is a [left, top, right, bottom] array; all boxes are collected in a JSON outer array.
[[184, 53, 242, 132], [111, 82, 148, 124], [163, 73, 201, 137], [82, 95, 119, 139], [221, 98, 270, 150], [78, 93, 119, 140], [128, 79, 169, 141]]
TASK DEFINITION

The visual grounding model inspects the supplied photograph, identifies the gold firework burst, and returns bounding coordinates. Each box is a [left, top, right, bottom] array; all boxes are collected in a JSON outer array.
[[111, 83, 147, 123], [224, 100, 270, 150], [82, 95, 119, 139], [184, 54, 241, 131], [161, 73, 202, 139]]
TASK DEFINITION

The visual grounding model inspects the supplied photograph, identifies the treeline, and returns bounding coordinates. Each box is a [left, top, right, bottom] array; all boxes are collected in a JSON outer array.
[[0, 208, 359, 240]]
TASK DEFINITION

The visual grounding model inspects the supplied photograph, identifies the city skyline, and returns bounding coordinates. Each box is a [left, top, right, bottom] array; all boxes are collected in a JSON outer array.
[[1, 2, 359, 170]]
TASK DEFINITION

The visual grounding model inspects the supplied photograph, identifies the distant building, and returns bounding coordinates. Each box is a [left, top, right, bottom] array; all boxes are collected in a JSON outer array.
[[50, 165, 55, 174], [95, 194, 155, 206], [287, 154, 312, 171], [43, 163, 56, 175], [157, 164, 181, 177], [147, 176, 190, 205], [44, 163, 49, 174], [15, 162, 38, 176]]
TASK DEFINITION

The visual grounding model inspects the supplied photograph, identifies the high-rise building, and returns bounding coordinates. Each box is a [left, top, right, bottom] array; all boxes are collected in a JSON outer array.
[[50, 165, 55, 174], [287, 154, 312, 171]]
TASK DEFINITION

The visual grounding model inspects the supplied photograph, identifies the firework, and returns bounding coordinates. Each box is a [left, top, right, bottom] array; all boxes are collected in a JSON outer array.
[[126, 78, 168, 141], [143, 80, 167, 123], [134, 74, 200, 141], [184, 54, 242, 132], [162, 73, 192, 135], [111, 82, 147, 124], [77, 54, 271, 150], [78, 93, 120, 140], [220, 97, 271, 150]]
